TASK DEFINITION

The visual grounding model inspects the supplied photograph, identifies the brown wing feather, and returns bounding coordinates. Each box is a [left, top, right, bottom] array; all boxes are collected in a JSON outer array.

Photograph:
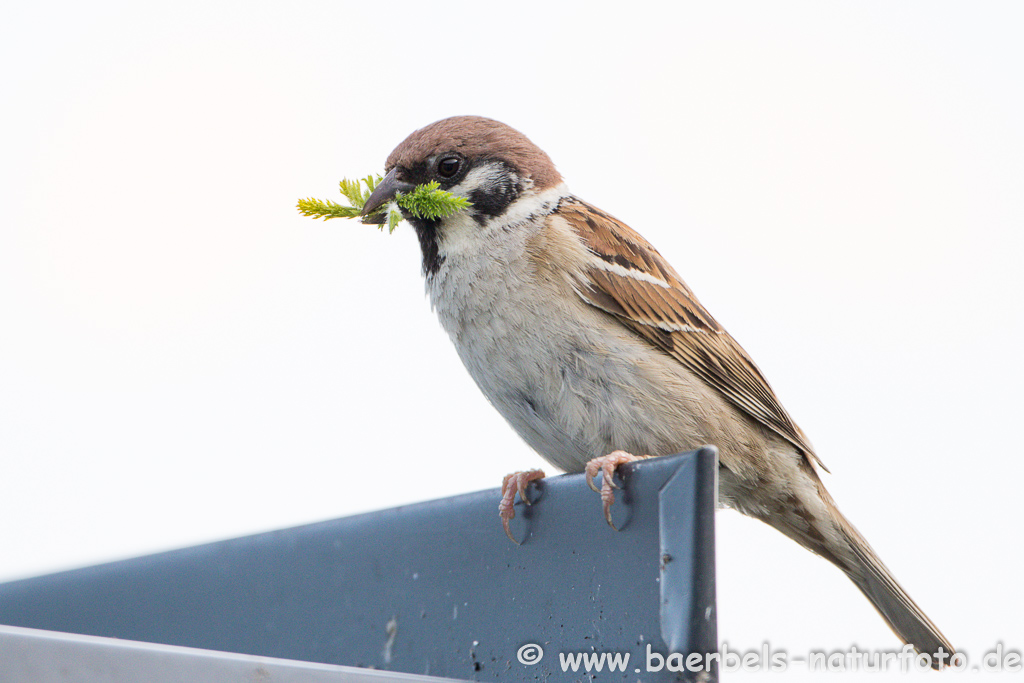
[[561, 197, 827, 471]]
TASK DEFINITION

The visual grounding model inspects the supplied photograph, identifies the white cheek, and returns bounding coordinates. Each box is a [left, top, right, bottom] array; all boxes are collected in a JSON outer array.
[[434, 182, 573, 262], [487, 183, 569, 232], [447, 163, 504, 198], [435, 162, 513, 255]]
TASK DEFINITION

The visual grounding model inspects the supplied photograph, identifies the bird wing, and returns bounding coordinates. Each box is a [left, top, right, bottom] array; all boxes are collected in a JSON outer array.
[[559, 197, 827, 472]]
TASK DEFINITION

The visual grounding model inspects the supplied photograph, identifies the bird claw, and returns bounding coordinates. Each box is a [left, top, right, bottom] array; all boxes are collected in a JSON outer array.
[[584, 451, 651, 530], [499, 469, 545, 544]]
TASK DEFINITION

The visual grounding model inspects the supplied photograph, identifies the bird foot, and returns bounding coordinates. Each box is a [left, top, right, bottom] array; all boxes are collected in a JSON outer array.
[[499, 469, 545, 544], [585, 451, 652, 529]]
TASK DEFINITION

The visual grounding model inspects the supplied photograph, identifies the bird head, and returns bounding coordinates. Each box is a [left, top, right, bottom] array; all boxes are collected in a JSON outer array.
[[361, 116, 563, 274]]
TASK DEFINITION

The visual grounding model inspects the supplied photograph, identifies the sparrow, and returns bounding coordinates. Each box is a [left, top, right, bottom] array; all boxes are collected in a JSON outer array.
[[359, 116, 954, 666]]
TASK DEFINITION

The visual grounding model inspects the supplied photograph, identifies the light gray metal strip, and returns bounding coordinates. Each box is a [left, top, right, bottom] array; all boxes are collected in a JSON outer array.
[[0, 625, 464, 683]]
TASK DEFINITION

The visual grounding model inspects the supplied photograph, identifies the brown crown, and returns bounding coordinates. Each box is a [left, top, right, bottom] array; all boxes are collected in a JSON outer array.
[[385, 116, 562, 191]]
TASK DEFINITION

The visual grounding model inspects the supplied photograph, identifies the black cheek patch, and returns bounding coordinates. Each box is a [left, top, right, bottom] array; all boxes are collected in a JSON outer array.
[[468, 177, 522, 225]]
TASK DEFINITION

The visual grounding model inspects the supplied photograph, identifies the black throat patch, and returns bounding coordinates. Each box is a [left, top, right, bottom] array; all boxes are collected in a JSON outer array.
[[409, 217, 444, 276]]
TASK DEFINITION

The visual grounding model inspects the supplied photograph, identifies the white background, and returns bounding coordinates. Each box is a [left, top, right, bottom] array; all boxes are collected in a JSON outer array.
[[2, 1, 1021, 679]]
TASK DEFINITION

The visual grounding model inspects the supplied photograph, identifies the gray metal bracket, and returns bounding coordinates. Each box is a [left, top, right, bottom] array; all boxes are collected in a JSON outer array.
[[0, 448, 718, 681]]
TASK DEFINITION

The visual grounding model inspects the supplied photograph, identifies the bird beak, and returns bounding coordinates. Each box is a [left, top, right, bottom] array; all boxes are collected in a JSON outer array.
[[361, 168, 415, 222]]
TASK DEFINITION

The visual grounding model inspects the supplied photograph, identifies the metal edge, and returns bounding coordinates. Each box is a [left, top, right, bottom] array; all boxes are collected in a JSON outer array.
[[657, 447, 719, 664]]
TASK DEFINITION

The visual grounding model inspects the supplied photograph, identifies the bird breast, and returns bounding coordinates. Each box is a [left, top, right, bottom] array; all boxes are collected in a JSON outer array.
[[422, 208, 736, 473]]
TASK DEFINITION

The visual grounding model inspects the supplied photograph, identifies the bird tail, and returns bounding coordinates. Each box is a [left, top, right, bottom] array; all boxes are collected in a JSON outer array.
[[832, 503, 955, 669], [772, 477, 955, 669]]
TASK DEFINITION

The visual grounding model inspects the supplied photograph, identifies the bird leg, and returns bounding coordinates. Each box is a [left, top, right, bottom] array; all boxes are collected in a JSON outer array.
[[498, 469, 546, 544], [585, 451, 652, 529]]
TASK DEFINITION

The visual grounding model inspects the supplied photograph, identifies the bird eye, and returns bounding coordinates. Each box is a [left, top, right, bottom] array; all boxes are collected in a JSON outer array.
[[436, 156, 462, 179]]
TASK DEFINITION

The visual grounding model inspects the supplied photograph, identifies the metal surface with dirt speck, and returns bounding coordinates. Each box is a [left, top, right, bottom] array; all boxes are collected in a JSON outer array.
[[0, 449, 718, 682]]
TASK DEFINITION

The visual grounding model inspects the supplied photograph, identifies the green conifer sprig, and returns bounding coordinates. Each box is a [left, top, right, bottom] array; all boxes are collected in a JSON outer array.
[[398, 181, 472, 219], [297, 174, 472, 234]]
